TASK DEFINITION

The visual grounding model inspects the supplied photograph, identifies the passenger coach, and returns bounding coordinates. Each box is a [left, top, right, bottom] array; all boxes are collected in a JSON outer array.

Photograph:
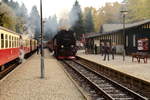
[[0, 26, 37, 71]]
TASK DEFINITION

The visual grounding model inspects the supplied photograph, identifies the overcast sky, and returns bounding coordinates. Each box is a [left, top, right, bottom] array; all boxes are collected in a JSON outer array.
[[13, 0, 122, 18]]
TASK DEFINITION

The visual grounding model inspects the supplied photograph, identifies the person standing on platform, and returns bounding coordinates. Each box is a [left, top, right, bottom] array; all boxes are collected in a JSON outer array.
[[37, 45, 40, 55], [85, 43, 88, 54], [111, 42, 116, 60], [103, 42, 110, 61], [94, 44, 97, 54], [101, 42, 104, 56]]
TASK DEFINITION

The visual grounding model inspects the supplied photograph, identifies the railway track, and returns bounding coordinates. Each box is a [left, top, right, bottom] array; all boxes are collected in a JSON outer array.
[[76, 57, 150, 99], [62, 60, 148, 100], [0, 52, 35, 80], [0, 61, 19, 80]]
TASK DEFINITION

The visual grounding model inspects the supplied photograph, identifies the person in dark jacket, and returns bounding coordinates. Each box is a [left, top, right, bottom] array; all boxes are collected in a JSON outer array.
[[111, 42, 116, 60], [37, 44, 40, 55], [103, 42, 110, 61], [94, 44, 97, 54], [100, 42, 104, 56]]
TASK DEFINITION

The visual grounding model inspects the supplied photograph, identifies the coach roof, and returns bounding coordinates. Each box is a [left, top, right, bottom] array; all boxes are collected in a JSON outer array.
[[0, 26, 20, 35]]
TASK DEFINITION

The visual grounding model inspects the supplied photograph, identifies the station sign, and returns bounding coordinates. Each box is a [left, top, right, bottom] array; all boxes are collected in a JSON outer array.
[[137, 38, 149, 51]]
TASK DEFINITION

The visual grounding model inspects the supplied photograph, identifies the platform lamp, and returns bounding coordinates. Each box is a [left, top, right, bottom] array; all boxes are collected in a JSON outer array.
[[40, 0, 45, 79], [120, 3, 128, 61]]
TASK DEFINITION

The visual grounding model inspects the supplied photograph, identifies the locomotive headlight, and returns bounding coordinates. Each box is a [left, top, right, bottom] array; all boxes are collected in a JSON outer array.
[[71, 45, 74, 48], [61, 45, 64, 48]]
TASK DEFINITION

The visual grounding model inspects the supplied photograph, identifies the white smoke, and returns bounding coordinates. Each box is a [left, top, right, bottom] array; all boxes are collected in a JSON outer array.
[[58, 11, 70, 30], [69, 5, 81, 27], [44, 15, 59, 39]]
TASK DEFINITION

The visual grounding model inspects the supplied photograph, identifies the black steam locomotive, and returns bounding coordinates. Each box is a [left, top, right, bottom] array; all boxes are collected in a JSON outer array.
[[53, 29, 77, 59]]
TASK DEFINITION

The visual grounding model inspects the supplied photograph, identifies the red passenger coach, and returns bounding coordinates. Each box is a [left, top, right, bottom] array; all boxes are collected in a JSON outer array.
[[0, 27, 20, 71], [0, 26, 37, 71]]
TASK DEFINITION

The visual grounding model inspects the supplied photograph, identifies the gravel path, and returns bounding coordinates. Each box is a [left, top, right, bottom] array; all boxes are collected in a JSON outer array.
[[0, 50, 85, 100]]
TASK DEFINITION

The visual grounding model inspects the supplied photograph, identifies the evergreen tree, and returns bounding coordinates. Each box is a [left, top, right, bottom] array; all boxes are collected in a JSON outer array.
[[84, 7, 94, 33], [70, 0, 85, 40], [2, 0, 8, 4]]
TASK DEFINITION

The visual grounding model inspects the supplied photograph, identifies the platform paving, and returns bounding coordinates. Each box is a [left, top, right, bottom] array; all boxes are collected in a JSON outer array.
[[0, 49, 85, 100], [77, 50, 150, 83]]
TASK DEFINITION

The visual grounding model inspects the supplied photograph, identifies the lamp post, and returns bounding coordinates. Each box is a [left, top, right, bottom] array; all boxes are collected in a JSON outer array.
[[40, 0, 44, 79], [120, 8, 128, 61]]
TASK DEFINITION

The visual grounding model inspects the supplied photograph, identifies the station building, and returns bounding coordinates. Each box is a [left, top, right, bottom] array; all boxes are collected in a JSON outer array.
[[85, 19, 150, 55]]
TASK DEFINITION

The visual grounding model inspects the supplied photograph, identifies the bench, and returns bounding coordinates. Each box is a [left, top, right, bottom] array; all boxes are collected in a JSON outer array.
[[131, 52, 148, 63]]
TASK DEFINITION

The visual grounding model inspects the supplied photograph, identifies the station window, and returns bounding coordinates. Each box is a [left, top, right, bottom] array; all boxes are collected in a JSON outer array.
[[126, 35, 128, 47], [9, 36, 11, 48], [5, 35, 8, 48], [133, 35, 136, 47], [1, 34, 4, 48]]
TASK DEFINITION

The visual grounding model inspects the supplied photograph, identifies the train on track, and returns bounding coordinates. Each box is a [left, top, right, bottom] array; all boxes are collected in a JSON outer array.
[[0, 26, 37, 71], [47, 29, 77, 60]]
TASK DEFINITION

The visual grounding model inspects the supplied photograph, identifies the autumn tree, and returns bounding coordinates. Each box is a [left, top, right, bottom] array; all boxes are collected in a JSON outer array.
[[0, 2, 16, 30], [126, 0, 150, 22]]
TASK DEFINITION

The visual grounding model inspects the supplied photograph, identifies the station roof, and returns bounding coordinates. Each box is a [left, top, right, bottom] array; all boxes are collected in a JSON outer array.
[[85, 19, 150, 38]]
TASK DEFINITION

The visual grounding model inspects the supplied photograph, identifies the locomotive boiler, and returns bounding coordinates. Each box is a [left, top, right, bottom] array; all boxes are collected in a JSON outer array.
[[53, 29, 77, 59]]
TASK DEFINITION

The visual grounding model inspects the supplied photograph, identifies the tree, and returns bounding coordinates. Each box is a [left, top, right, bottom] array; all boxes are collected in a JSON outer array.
[[69, 0, 85, 40], [126, 0, 150, 22], [0, 2, 16, 30], [83, 7, 94, 33], [101, 2, 121, 24], [1, 0, 29, 33], [2, 0, 8, 4], [92, 8, 105, 32]]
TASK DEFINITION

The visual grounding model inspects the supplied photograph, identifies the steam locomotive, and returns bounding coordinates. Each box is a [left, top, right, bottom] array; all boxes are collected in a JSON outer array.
[[51, 29, 77, 60]]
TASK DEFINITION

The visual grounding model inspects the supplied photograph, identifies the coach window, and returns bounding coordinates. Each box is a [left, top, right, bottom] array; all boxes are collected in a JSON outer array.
[[17, 37, 19, 47], [16, 38, 18, 47], [9, 36, 11, 48], [12, 36, 14, 48], [15, 37, 17, 48], [5, 34, 8, 48], [1, 34, 4, 48]]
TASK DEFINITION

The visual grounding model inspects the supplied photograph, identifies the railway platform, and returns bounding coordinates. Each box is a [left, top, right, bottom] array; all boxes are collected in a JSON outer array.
[[0, 49, 85, 100], [77, 50, 150, 83]]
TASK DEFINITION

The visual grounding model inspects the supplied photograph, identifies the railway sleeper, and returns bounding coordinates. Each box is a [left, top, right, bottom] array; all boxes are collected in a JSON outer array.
[[110, 93, 132, 98], [105, 90, 123, 94], [114, 98, 134, 100]]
